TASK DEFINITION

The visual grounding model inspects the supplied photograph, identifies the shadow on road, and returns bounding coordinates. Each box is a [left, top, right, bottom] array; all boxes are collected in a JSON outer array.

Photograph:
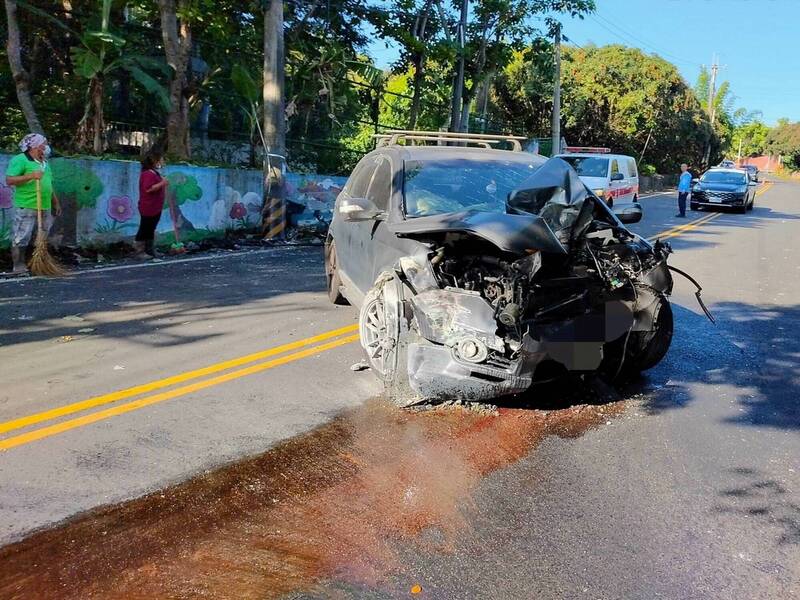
[[0, 247, 326, 349], [639, 302, 800, 431], [715, 467, 800, 546]]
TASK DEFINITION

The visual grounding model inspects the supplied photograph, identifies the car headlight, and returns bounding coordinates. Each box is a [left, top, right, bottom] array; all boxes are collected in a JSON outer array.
[[593, 188, 605, 197]]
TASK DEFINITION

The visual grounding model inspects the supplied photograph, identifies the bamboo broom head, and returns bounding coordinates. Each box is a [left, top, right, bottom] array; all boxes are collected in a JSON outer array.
[[28, 178, 66, 277]]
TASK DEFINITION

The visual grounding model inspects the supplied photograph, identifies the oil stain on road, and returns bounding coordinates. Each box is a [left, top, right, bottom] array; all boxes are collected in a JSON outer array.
[[0, 396, 624, 599]]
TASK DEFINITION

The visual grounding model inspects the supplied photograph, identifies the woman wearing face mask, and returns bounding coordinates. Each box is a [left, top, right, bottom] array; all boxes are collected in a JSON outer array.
[[4, 133, 61, 274], [134, 151, 169, 259]]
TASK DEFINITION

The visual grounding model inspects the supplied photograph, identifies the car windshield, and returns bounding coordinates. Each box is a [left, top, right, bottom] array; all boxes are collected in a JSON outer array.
[[403, 158, 541, 217], [701, 171, 747, 185], [558, 156, 609, 178]]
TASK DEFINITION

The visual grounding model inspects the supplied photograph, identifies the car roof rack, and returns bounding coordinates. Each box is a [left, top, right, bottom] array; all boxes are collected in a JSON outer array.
[[374, 130, 526, 152]]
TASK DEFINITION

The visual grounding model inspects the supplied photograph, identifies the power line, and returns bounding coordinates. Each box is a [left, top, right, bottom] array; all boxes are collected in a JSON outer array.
[[589, 11, 701, 68], [561, 34, 586, 52]]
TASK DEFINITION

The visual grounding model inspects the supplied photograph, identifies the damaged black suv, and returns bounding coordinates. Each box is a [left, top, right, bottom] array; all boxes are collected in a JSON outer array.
[[325, 131, 676, 406]]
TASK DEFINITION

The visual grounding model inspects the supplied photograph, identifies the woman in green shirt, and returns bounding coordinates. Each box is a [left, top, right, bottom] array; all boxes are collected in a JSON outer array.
[[4, 133, 61, 274]]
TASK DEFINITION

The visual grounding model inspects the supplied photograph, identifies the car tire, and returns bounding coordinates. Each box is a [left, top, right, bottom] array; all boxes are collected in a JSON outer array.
[[324, 237, 349, 305], [690, 202, 699, 211], [606, 197, 614, 208], [359, 271, 418, 407], [601, 285, 673, 379], [735, 204, 747, 214], [747, 198, 754, 211]]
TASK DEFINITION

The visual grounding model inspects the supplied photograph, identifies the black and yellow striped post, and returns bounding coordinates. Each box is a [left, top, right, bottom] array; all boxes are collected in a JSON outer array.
[[262, 153, 286, 240]]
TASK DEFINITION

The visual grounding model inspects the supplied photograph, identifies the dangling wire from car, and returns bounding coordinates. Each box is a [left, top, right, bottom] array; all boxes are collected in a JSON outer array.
[[668, 265, 716, 324]]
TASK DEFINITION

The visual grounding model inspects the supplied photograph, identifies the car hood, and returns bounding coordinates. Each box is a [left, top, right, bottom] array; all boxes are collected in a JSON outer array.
[[390, 210, 567, 255], [695, 182, 747, 192]]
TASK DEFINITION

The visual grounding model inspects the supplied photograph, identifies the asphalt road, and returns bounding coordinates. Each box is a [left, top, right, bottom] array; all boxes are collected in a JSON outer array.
[[0, 180, 797, 599]]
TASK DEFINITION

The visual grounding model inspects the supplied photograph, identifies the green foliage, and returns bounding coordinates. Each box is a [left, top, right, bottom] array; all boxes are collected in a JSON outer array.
[[730, 121, 770, 158], [556, 45, 712, 171], [493, 42, 555, 136], [0, 0, 771, 181], [765, 121, 800, 170]]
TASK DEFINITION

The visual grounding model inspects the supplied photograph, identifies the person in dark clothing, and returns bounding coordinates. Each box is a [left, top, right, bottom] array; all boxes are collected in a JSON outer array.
[[134, 152, 169, 259]]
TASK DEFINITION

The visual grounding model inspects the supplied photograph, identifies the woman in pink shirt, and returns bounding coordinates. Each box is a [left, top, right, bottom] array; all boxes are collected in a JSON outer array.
[[134, 151, 169, 258]]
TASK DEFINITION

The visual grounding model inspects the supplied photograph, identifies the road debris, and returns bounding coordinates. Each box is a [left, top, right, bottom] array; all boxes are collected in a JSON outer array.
[[350, 360, 370, 372]]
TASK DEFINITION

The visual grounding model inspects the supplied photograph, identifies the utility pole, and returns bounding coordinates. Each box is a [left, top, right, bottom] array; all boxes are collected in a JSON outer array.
[[262, 0, 286, 240], [703, 53, 719, 167], [551, 23, 562, 156], [450, 0, 468, 133], [708, 54, 719, 125]]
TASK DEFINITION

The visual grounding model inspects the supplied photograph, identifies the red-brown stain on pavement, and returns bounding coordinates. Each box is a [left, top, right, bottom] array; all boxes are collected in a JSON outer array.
[[0, 398, 624, 599]]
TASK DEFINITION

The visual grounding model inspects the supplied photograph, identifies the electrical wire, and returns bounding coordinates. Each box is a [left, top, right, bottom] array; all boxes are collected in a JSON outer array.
[[589, 11, 702, 68]]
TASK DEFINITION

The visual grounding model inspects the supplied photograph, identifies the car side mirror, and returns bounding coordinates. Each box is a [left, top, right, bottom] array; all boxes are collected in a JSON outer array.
[[615, 202, 643, 224], [338, 196, 382, 221], [611, 172, 624, 181], [691, 178, 700, 184], [748, 180, 757, 186]]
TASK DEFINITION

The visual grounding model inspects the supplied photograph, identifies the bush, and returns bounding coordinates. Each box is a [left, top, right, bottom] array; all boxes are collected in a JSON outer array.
[[639, 164, 657, 176]]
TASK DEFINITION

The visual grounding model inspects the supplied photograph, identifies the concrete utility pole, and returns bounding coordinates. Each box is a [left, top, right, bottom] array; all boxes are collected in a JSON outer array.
[[551, 24, 562, 156], [449, 0, 468, 133], [262, 0, 286, 240], [708, 54, 719, 125]]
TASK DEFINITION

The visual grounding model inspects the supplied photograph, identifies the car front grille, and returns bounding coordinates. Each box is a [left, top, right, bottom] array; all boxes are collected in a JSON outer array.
[[694, 191, 743, 203]]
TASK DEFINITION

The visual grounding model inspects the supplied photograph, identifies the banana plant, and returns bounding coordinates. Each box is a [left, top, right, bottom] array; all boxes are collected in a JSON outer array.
[[18, 0, 169, 154], [231, 63, 266, 167]]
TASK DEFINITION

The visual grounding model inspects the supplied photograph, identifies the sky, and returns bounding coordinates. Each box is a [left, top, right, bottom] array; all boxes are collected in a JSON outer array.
[[367, 0, 800, 125]]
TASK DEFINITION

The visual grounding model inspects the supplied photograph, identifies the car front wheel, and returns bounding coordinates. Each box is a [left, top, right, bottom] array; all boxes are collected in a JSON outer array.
[[359, 272, 418, 407], [601, 286, 673, 379]]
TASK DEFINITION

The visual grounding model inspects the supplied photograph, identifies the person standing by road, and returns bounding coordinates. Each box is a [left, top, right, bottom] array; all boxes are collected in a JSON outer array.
[[676, 163, 692, 218], [134, 151, 169, 259], [4, 133, 61, 275]]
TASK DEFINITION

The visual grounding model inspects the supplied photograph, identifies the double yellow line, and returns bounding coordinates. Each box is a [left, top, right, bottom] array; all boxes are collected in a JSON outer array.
[[648, 181, 774, 242], [0, 324, 359, 451]]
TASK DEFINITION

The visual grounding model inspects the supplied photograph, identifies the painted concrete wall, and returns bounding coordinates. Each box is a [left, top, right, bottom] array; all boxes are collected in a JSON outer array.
[[0, 154, 347, 249]]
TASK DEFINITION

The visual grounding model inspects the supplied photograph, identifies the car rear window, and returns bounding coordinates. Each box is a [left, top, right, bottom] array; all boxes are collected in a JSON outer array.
[[403, 158, 540, 218], [701, 171, 747, 185], [560, 157, 609, 178]]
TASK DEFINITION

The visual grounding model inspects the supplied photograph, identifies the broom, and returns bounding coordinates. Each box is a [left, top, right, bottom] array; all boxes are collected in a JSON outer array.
[[166, 192, 186, 255], [28, 179, 66, 277]]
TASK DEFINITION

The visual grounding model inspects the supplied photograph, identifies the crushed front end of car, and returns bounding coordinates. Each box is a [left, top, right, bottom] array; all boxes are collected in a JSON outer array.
[[360, 158, 678, 406]]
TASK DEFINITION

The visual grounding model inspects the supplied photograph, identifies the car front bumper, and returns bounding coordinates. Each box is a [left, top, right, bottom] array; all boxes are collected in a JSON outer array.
[[691, 193, 747, 207]]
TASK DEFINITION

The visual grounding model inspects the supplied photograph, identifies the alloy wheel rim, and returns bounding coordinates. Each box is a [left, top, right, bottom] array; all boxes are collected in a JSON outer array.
[[362, 296, 395, 376]]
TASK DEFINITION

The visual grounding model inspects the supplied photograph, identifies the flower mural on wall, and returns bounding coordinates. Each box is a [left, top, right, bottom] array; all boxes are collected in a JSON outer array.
[[96, 196, 137, 234], [229, 201, 250, 229], [108, 196, 133, 223], [229, 202, 247, 220]]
